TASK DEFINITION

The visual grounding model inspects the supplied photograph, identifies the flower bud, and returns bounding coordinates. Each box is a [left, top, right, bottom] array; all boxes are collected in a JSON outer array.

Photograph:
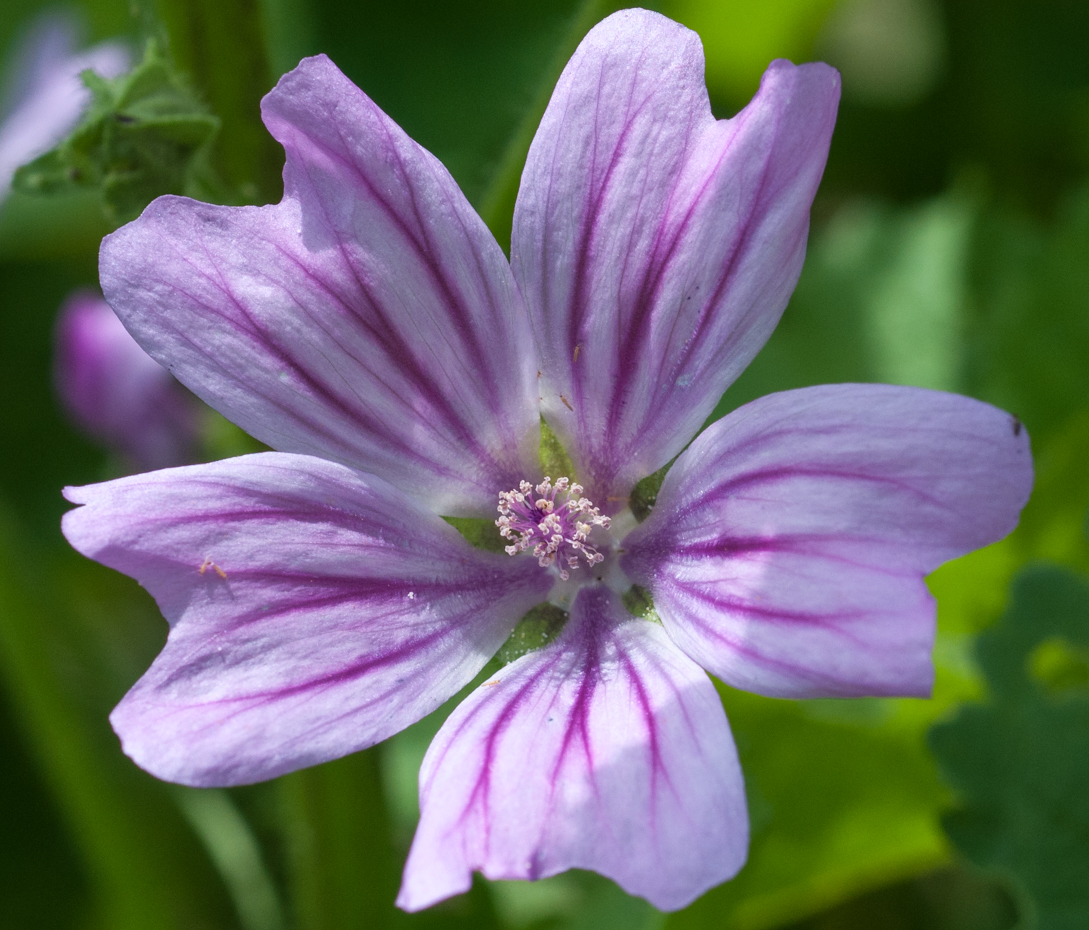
[[55, 291, 199, 470]]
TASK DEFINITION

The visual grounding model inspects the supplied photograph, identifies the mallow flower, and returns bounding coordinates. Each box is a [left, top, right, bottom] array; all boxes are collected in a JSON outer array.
[[55, 291, 200, 470], [0, 13, 128, 202], [63, 9, 1033, 912]]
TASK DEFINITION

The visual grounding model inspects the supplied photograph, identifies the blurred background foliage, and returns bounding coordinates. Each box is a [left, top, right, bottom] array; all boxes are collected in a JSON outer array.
[[0, 0, 1087, 928]]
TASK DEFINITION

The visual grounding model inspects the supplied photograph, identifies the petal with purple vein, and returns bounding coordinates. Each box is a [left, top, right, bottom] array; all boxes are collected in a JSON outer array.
[[622, 384, 1034, 698], [512, 9, 839, 506], [398, 584, 747, 913], [100, 55, 539, 517], [62, 453, 552, 786]]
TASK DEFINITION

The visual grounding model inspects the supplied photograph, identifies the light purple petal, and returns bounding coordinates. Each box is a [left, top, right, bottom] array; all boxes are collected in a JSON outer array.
[[62, 453, 552, 786], [0, 15, 129, 197], [511, 9, 840, 506], [55, 291, 199, 470], [622, 384, 1034, 699], [99, 55, 539, 518], [398, 584, 747, 913]]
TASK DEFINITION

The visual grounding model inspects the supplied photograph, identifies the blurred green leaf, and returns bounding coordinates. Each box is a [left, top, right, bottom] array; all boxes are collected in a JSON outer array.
[[713, 191, 974, 420], [279, 750, 401, 930], [0, 188, 111, 261], [944, 0, 1089, 207], [779, 865, 1017, 930], [0, 687, 86, 928], [256, 0, 320, 80], [0, 509, 239, 929], [13, 39, 222, 223], [864, 193, 972, 391], [929, 565, 1089, 930], [175, 786, 286, 930], [999, 408, 1089, 576], [816, 0, 948, 108], [666, 689, 951, 930], [199, 408, 269, 462], [662, 0, 836, 104], [493, 871, 663, 930], [281, 738, 505, 928], [310, 0, 641, 248], [964, 187, 1089, 444]]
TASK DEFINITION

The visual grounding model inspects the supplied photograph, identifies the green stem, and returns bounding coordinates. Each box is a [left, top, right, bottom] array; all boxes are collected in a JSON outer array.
[[279, 749, 401, 930], [475, 0, 612, 251], [149, 0, 284, 203]]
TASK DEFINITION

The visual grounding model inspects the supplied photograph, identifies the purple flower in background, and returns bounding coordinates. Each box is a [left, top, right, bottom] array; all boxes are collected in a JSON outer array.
[[0, 13, 128, 202], [55, 291, 200, 470], [62, 9, 1032, 912]]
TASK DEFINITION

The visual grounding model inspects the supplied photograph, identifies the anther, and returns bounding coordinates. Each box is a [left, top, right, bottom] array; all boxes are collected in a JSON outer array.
[[496, 476, 611, 579]]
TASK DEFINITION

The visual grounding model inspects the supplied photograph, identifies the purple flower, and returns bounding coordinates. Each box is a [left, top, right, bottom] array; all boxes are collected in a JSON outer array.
[[55, 291, 200, 470], [62, 9, 1032, 912], [0, 14, 129, 202]]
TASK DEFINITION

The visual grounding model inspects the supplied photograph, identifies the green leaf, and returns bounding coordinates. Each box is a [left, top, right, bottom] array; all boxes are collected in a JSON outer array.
[[770, 865, 1018, 930], [539, 416, 576, 483], [13, 39, 223, 223], [494, 870, 664, 930], [712, 192, 976, 423], [310, 0, 639, 250], [174, 787, 285, 930], [443, 515, 507, 553], [280, 738, 506, 929], [474, 0, 621, 247], [964, 187, 1089, 445], [929, 565, 1089, 930], [493, 602, 568, 666], [942, 0, 1089, 205], [629, 462, 671, 523], [620, 585, 660, 624], [0, 188, 112, 261], [666, 688, 950, 930], [258, 0, 321, 79], [661, 0, 836, 104]]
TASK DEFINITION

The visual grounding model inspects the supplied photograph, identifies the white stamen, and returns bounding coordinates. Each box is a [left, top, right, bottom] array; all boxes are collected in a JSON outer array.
[[496, 475, 610, 577]]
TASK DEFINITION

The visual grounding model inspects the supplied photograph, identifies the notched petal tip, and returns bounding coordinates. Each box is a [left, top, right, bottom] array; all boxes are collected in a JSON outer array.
[[753, 57, 841, 155], [766, 55, 842, 88], [258, 52, 343, 132], [69, 453, 551, 786], [399, 585, 748, 912]]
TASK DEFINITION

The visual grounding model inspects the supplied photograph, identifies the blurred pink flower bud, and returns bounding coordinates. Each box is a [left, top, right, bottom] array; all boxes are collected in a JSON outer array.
[[55, 291, 199, 470]]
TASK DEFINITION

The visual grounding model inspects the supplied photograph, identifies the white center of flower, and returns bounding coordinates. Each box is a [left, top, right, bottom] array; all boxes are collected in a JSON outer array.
[[496, 477, 611, 580]]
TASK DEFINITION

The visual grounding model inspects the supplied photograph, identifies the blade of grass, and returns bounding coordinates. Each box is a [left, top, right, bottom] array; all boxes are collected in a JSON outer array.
[[175, 786, 286, 930], [278, 749, 400, 930]]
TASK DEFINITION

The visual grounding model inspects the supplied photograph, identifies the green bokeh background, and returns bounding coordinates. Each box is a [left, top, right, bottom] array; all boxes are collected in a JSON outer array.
[[1, 1, 1087, 928]]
